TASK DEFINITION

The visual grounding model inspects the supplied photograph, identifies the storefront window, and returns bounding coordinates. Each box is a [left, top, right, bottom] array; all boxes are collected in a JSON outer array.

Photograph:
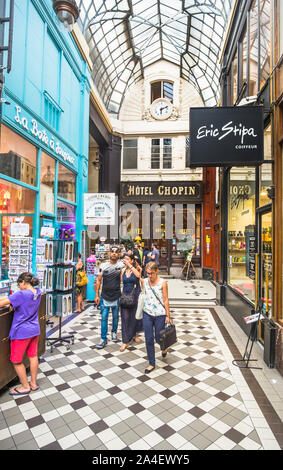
[[249, 0, 259, 95], [40, 152, 55, 214], [58, 163, 76, 202], [228, 167, 256, 302], [0, 125, 37, 186], [259, 164, 272, 206], [57, 200, 76, 223], [57, 200, 76, 240], [259, 124, 273, 206], [0, 180, 36, 214], [1, 215, 33, 280]]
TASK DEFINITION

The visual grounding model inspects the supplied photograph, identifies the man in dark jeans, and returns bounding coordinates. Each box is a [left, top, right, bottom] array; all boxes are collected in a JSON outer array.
[[95, 246, 124, 349], [149, 243, 160, 266]]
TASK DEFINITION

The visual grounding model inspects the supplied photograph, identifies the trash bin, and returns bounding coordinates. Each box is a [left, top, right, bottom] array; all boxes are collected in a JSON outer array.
[[263, 318, 276, 368]]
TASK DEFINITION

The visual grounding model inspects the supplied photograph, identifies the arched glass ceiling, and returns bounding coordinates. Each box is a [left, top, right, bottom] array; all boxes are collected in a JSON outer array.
[[77, 0, 233, 115]]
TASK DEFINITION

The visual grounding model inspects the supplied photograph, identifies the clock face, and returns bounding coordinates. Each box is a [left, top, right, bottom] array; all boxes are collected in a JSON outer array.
[[151, 99, 172, 120]]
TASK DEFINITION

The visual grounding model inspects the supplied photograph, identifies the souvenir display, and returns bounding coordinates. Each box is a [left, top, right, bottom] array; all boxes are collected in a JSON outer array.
[[8, 237, 33, 282], [56, 266, 76, 291], [0, 279, 10, 300]]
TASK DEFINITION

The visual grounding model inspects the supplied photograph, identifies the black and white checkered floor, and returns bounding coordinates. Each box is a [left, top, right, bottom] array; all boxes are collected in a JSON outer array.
[[0, 305, 282, 450]]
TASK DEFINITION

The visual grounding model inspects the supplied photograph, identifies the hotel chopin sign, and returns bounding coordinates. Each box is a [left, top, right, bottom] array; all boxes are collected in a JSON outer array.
[[120, 181, 203, 203], [189, 106, 264, 167]]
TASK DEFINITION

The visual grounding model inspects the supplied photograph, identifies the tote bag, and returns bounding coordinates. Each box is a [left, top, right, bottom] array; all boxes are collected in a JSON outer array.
[[135, 281, 145, 320]]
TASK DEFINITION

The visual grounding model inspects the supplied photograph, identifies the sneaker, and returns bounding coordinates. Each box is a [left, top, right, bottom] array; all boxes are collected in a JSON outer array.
[[96, 340, 107, 349], [111, 333, 119, 343]]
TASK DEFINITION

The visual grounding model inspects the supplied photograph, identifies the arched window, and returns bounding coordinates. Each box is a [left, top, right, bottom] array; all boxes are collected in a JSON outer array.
[[151, 81, 173, 103]]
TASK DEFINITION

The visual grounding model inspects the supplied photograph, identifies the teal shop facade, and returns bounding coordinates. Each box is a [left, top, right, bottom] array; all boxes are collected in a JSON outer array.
[[0, 0, 91, 278]]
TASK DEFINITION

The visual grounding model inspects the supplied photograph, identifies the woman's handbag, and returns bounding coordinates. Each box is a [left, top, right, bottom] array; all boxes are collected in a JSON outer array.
[[120, 288, 136, 308], [135, 281, 145, 320], [76, 270, 88, 286], [159, 322, 177, 350]]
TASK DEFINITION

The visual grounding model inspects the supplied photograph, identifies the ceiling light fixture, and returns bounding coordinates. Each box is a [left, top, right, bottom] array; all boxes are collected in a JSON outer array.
[[52, 0, 80, 32]]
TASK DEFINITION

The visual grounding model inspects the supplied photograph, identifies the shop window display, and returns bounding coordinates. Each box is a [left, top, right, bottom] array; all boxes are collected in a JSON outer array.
[[0, 181, 35, 214], [259, 124, 272, 206], [0, 215, 33, 280], [40, 152, 55, 214], [57, 200, 76, 240], [58, 163, 76, 202], [0, 125, 37, 186], [228, 168, 256, 302]]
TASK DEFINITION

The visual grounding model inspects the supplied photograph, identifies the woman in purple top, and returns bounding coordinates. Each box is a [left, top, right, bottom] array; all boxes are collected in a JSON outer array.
[[0, 272, 42, 396]]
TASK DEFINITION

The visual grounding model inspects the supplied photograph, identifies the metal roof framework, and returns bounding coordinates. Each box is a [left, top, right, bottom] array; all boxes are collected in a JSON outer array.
[[77, 0, 233, 115]]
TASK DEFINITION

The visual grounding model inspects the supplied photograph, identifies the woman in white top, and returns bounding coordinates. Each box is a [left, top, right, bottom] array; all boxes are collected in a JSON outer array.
[[140, 262, 171, 374]]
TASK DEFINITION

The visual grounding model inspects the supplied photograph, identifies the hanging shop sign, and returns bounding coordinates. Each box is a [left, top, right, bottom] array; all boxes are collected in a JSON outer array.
[[120, 181, 203, 203], [84, 193, 116, 225], [189, 106, 264, 167]]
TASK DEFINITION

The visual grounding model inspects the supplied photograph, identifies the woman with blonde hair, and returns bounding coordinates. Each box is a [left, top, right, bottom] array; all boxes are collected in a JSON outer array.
[[140, 262, 171, 374]]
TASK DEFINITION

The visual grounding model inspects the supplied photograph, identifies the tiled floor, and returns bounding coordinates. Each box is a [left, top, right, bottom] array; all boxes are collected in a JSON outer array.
[[0, 280, 282, 451]]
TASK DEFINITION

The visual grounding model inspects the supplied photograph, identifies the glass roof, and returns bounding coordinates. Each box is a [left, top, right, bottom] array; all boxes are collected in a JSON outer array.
[[77, 0, 233, 115]]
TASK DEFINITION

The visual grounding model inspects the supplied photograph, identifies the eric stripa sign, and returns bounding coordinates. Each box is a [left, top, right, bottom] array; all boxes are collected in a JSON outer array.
[[189, 106, 264, 167]]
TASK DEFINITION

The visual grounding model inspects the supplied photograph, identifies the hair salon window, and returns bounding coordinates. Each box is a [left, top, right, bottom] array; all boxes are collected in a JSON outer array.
[[0, 125, 37, 186], [151, 81, 173, 103], [228, 167, 256, 302], [259, 123, 273, 207], [58, 163, 76, 202]]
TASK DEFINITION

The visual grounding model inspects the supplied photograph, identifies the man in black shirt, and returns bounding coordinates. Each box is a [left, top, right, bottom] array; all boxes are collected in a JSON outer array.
[[95, 246, 124, 349]]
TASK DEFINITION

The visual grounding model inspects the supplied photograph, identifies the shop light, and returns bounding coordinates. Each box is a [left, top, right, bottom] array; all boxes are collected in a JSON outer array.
[[52, 0, 80, 32]]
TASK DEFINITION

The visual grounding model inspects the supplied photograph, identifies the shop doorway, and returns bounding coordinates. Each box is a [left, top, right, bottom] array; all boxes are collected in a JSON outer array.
[[257, 207, 273, 343]]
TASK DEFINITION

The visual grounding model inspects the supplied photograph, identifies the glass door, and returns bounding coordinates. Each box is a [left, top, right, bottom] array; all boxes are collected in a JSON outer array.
[[258, 210, 273, 343]]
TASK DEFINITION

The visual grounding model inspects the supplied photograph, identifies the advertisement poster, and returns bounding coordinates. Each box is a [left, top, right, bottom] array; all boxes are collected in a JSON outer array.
[[84, 193, 115, 226]]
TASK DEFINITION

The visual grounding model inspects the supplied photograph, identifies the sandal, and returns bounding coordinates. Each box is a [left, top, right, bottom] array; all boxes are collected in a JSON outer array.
[[134, 337, 142, 343], [29, 383, 40, 391], [120, 344, 129, 352], [9, 387, 30, 396]]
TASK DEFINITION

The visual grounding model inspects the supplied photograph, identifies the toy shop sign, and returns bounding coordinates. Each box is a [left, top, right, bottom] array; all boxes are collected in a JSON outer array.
[[13, 105, 76, 167], [189, 106, 264, 167]]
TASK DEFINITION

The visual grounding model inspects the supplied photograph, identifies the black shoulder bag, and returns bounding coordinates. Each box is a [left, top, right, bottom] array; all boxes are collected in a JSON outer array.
[[148, 282, 177, 349]]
